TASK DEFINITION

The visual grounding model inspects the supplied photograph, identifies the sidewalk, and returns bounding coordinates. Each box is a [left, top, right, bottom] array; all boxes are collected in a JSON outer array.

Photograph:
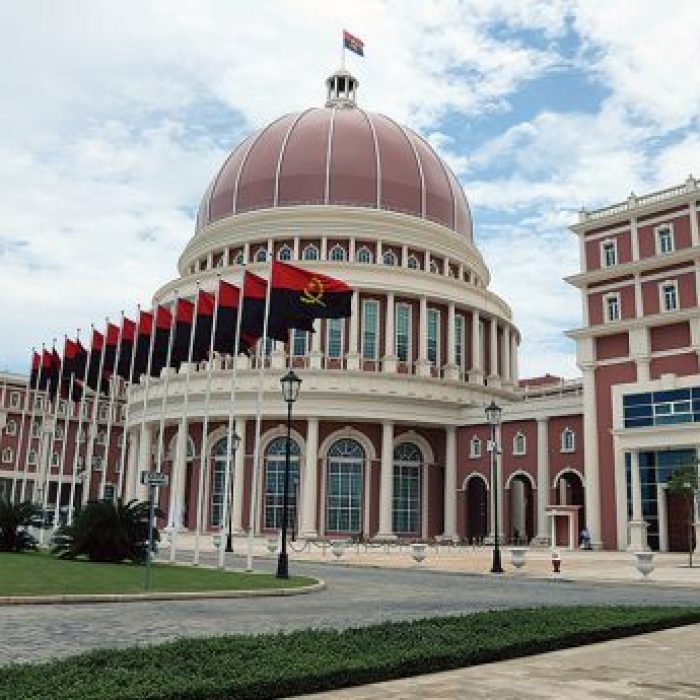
[[168, 533, 700, 588], [299, 623, 700, 699]]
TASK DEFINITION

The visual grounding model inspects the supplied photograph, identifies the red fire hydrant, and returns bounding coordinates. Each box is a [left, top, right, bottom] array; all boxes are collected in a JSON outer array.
[[551, 551, 561, 574]]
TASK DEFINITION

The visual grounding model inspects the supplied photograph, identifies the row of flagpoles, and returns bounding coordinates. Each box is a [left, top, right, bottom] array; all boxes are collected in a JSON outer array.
[[12, 261, 353, 566]]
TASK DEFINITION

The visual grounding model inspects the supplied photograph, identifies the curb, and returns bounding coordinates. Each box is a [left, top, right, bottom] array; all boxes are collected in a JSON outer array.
[[0, 579, 326, 606]]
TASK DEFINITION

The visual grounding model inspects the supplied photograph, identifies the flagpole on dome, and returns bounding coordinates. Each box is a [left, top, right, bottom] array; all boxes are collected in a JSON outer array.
[[68, 330, 91, 524], [194, 275, 222, 565], [53, 339, 75, 527], [116, 305, 140, 499], [169, 283, 200, 563], [13, 346, 36, 503]]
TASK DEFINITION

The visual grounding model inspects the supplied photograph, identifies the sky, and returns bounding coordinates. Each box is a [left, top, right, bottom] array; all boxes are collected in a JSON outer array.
[[1, 1, 700, 378]]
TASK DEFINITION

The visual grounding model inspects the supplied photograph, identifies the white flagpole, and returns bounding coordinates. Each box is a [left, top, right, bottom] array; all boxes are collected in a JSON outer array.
[[53, 368, 74, 527], [39, 338, 67, 544], [20, 344, 45, 503], [246, 262, 273, 572], [117, 306, 139, 500], [194, 277, 222, 565], [13, 349, 35, 502], [217, 275, 245, 570], [99, 314, 124, 499], [84, 319, 109, 506], [169, 285, 200, 562], [68, 330, 92, 523]]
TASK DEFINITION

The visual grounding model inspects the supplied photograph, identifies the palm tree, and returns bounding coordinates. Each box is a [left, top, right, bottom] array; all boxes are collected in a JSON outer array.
[[52, 499, 162, 563], [0, 500, 41, 552]]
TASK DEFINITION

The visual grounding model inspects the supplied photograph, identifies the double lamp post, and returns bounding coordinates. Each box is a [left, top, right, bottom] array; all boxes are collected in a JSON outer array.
[[485, 400, 503, 574]]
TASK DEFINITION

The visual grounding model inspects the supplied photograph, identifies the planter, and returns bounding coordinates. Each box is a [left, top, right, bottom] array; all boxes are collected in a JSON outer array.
[[331, 540, 346, 559], [634, 551, 654, 579], [410, 543, 428, 564], [509, 547, 527, 570], [266, 537, 278, 554]]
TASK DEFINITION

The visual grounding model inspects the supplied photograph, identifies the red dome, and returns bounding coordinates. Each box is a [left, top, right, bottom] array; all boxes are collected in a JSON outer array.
[[196, 106, 473, 240]]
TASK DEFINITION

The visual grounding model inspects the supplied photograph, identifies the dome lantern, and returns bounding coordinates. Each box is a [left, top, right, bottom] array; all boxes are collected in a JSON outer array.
[[325, 69, 358, 108]]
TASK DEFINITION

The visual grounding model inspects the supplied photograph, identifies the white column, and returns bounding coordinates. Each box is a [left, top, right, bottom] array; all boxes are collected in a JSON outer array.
[[376, 420, 395, 539], [443, 426, 457, 540], [511, 333, 519, 385], [469, 311, 483, 383], [231, 418, 246, 533], [125, 427, 140, 501], [689, 202, 699, 246], [168, 418, 188, 530], [534, 417, 550, 544], [503, 327, 511, 386], [347, 291, 360, 370], [243, 242, 250, 264], [581, 365, 602, 548], [320, 236, 328, 260], [401, 244, 409, 267], [377, 240, 383, 262], [657, 483, 669, 552], [136, 422, 152, 501], [310, 318, 322, 369], [382, 292, 397, 373], [417, 296, 430, 376], [488, 318, 500, 387], [445, 302, 458, 381], [348, 237, 356, 262], [300, 417, 319, 538], [630, 217, 640, 261], [293, 236, 300, 260], [628, 449, 648, 550]]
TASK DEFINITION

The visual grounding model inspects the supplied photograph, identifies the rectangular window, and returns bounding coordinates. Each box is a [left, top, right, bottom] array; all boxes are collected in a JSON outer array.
[[656, 226, 674, 254], [454, 314, 464, 369], [605, 293, 620, 322], [103, 484, 116, 502], [661, 282, 678, 312], [427, 308, 440, 365], [10, 392, 20, 408], [326, 318, 344, 358], [469, 438, 482, 459], [601, 240, 617, 267], [395, 303, 411, 363], [362, 300, 379, 360], [292, 329, 308, 357]]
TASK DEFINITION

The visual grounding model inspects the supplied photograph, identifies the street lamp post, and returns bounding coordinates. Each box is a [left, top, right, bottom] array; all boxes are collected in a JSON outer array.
[[485, 400, 504, 574], [225, 432, 242, 553], [277, 369, 302, 579]]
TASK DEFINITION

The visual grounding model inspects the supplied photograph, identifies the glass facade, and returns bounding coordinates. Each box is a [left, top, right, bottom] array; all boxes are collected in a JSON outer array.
[[427, 308, 439, 365], [327, 318, 344, 358], [326, 439, 364, 533], [292, 329, 307, 357], [264, 437, 300, 530], [396, 304, 411, 362], [623, 387, 700, 428], [454, 314, 464, 369], [392, 443, 422, 534], [362, 300, 379, 359]]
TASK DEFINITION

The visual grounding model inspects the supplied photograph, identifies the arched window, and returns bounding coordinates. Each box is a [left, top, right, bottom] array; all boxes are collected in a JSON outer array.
[[469, 436, 482, 459], [211, 438, 239, 529], [356, 245, 373, 264], [264, 437, 301, 529], [277, 244, 293, 261], [382, 250, 398, 266], [255, 247, 268, 262], [407, 254, 419, 270], [329, 244, 346, 262], [393, 443, 422, 534], [235, 251, 245, 265], [6, 419, 17, 436], [513, 431, 526, 456], [561, 428, 575, 453], [326, 438, 364, 533], [1, 448, 13, 464], [302, 244, 319, 261]]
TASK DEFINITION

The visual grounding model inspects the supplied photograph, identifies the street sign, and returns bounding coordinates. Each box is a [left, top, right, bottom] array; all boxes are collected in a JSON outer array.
[[140, 471, 169, 487]]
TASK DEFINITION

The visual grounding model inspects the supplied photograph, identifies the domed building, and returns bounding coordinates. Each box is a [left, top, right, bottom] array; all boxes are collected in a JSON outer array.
[[124, 69, 521, 542]]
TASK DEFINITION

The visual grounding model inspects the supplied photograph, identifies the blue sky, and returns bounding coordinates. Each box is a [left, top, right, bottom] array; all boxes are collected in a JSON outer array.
[[1, 1, 700, 378]]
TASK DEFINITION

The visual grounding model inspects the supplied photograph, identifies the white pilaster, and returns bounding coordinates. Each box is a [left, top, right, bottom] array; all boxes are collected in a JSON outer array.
[[630, 217, 640, 261], [310, 318, 322, 369], [417, 295, 430, 376], [510, 333, 519, 385], [469, 311, 483, 383], [382, 292, 397, 373], [348, 237, 356, 262], [581, 362, 603, 548], [347, 291, 360, 370], [628, 449, 649, 551], [231, 418, 246, 533], [488, 317, 500, 387], [320, 236, 328, 260], [243, 242, 250, 264], [376, 420, 396, 539], [443, 426, 457, 540], [444, 301, 458, 381], [293, 236, 300, 260], [300, 417, 319, 538], [689, 202, 699, 246], [534, 417, 550, 545], [502, 327, 511, 387], [401, 244, 409, 267], [657, 483, 668, 552]]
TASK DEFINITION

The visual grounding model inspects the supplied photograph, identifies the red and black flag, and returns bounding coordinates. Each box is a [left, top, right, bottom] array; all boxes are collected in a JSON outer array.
[[48, 347, 61, 399], [132, 310, 153, 381], [214, 280, 240, 353], [269, 261, 352, 338], [192, 290, 215, 362], [86, 330, 104, 393], [116, 317, 136, 381], [171, 298, 195, 368], [61, 339, 85, 401], [343, 29, 364, 57], [38, 349, 54, 392], [242, 271, 279, 341], [150, 305, 173, 377], [102, 322, 120, 384], [29, 351, 41, 390]]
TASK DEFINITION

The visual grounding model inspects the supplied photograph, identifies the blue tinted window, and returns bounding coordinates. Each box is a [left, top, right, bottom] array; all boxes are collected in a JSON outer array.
[[624, 405, 653, 419], [623, 393, 652, 407], [625, 417, 654, 428], [653, 389, 690, 402]]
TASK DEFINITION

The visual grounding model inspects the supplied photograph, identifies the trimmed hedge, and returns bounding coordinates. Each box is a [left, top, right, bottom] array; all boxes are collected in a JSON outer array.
[[2, 606, 699, 699]]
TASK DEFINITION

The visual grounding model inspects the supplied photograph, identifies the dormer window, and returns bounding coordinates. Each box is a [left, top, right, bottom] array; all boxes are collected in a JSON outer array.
[[407, 254, 419, 270], [277, 244, 293, 261], [656, 225, 674, 255], [600, 239, 617, 267], [382, 250, 398, 266], [302, 244, 319, 261], [356, 246, 373, 263], [329, 244, 346, 261], [255, 247, 268, 263]]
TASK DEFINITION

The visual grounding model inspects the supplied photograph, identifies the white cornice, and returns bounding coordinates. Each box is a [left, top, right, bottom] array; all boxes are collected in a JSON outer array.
[[566, 307, 700, 339]]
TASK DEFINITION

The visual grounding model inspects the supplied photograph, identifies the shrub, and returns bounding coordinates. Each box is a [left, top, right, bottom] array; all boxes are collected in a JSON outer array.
[[51, 498, 162, 563], [0, 500, 41, 552]]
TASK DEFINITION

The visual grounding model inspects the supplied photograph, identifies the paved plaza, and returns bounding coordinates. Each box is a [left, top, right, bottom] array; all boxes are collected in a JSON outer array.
[[2, 543, 700, 667]]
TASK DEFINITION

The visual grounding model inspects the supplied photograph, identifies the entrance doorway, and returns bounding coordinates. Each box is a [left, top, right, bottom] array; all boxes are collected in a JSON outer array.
[[465, 476, 488, 543]]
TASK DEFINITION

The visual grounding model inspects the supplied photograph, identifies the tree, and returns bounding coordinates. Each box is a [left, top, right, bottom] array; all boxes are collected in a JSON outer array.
[[667, 464, 699, 568], [51, 499, 162, 563], [0, 500, 41, 553]]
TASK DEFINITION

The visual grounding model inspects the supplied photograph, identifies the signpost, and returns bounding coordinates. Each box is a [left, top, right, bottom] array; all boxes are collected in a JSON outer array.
[[140, 471, 169, 591]]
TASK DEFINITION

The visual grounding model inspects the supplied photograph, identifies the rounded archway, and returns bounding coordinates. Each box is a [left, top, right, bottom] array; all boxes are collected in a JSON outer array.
[[554, 469, 585, 530], [465, 475, 488, 544], [507, 473, 534, 544]]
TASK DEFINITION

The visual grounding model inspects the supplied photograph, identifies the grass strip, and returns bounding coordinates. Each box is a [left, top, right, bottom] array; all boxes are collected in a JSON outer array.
[[0, 552, 314, 595], [2, 606, 700, 699]]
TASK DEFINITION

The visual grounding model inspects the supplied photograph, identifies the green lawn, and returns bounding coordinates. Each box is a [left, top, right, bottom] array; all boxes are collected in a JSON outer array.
[[1, 606, 699, 700], [0, 552, 315, 596]]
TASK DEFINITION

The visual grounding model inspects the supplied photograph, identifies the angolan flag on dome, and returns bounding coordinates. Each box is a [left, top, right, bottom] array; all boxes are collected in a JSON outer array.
[[343, 30, 364, 56], [269, 261, 352, 339]]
